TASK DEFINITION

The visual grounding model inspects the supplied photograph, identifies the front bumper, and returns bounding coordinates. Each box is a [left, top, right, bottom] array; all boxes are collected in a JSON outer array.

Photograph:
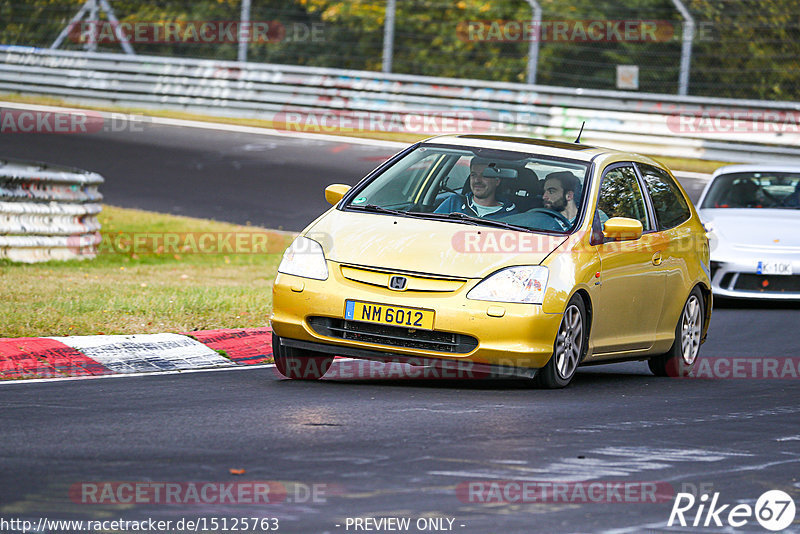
[[710, 259, 800, 300], [270, 267, 563, 370]]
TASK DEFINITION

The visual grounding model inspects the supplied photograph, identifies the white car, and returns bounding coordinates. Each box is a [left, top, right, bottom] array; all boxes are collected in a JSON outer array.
[[698, 165, 800, 299]]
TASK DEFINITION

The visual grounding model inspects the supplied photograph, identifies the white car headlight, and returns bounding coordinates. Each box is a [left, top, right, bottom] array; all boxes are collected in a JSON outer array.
[[467, 266, 549, 304], [278, 236, 328, 280]]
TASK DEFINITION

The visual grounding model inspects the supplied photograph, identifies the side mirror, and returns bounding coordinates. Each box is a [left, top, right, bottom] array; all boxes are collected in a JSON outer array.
[[325, 184, 351, 206], [602, 217, 643, 241]]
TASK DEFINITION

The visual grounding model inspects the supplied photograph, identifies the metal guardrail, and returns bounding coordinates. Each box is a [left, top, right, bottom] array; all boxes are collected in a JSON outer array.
[[0, 158, 103, 262], [1, 45, 800, 164]]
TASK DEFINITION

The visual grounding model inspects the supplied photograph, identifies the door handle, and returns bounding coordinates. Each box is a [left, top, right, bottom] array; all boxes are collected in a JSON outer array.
[[652, 251, 663, 266]]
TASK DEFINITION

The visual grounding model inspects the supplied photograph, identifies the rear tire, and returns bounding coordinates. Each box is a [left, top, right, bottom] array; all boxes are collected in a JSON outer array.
[[648, 287, 704, 377], [272, 333, 333, 380], [535, 295, 588, 389]]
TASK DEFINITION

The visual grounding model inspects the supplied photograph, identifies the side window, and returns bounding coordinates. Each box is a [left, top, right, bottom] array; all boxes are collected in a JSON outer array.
[[597, 165, 651, 231], [367, 153, 442, 206], [638, 164, 692, 230], [444, 156, 471, 192]]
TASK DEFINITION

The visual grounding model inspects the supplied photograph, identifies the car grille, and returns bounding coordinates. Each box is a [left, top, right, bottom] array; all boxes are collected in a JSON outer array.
[[733, 274, 800, 293], [308, 317, 478, 354], [339, 264, 466, 292]]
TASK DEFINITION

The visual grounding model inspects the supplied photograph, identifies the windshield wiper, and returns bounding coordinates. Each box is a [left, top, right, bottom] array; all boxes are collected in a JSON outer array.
[[347, 204, 405, 215], [432, 211, 534, 232], [347, 204, 442, 220]]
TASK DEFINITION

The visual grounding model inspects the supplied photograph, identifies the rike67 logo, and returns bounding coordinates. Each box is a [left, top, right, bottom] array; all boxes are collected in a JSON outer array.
[[668, 490, 796, 531]]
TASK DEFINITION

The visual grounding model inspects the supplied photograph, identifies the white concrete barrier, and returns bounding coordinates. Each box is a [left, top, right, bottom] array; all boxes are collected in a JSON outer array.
[[2, 45, 800, 164], [0, 158, 103, 262]]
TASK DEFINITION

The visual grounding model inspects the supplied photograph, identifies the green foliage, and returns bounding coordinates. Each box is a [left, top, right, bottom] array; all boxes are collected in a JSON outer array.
[[688, 0, 800, 100], [1, 0, 797, 100]]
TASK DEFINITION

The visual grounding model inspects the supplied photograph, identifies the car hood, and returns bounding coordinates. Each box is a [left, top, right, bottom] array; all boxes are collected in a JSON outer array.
[[306, 209, 566, 279], [699, 208, 800, 251]]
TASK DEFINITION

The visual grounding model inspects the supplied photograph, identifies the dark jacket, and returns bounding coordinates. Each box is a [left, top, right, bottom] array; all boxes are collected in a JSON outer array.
[[434, 192, 517, 219]]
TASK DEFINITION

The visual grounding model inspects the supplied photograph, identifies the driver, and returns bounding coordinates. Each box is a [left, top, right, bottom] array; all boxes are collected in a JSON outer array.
[[542, 171, 581, 223], [434, 157, 516, 219]]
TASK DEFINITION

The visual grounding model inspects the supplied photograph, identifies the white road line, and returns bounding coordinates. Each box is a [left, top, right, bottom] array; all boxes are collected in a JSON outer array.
[[0, 100, 407, 149], [0, 101, 715, 182], [0, 357, 365, 386], [0, 362, 276, 386]]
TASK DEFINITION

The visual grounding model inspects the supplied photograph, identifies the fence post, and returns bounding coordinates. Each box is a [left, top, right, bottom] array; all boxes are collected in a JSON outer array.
[[238, 0, 251, 62], [86, 0, 98, 52], [382, 0, 396, 73], [524, 0, 542, 85], [670, 0, 695, 96]]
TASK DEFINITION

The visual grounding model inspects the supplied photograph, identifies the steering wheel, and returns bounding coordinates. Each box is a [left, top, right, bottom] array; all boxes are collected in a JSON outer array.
[[523, 208, 572, 230], [781, 193, 800, 208]]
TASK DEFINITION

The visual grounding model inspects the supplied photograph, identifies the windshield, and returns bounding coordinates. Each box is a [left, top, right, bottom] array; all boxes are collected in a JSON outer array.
[[701, 171, 800, 210], [344, 145, 591, 233]]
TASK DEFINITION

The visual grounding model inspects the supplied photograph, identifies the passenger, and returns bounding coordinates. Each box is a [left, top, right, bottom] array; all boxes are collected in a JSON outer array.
[[542, 171, 581, 223], [435, 157, 516, 219]]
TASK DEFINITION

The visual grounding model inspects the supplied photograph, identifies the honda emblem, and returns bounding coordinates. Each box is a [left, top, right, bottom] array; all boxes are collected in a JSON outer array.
[[388, 275, 408, 291]]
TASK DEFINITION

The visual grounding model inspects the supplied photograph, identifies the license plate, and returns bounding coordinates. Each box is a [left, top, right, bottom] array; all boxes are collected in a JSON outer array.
[[757, 261, 793, 275], [344, 300, 435, 330]]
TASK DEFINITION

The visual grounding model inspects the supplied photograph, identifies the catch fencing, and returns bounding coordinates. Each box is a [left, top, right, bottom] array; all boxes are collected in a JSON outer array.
[[2, 45, 800, 166]]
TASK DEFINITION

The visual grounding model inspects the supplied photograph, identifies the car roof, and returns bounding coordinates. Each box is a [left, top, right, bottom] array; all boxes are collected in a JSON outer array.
[[698, 164, 800, 207], [712, 164, 800, 178], [420, 134, 638, 163]]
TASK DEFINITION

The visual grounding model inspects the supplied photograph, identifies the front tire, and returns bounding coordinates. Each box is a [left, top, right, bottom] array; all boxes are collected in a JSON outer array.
[[535, 295, 588, 389], [648, 287, 704, 377], [272, 333, 333, 380]]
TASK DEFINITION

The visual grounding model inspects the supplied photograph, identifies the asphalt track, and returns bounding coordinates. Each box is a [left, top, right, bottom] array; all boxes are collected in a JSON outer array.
[[1, 120, 393, 231], [2, 115, 799, 533]]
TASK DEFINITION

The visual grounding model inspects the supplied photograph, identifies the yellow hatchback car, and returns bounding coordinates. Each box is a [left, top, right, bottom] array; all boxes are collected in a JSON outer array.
[[270, 135, 712, 387]]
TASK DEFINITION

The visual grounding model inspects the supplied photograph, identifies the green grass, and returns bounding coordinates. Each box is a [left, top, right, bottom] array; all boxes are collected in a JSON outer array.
[[0, 205, 294, 338]]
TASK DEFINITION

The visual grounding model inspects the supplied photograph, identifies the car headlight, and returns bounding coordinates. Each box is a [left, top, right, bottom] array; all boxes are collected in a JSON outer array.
[[467, 266, 549, 304], [277, 236, 328, 280]]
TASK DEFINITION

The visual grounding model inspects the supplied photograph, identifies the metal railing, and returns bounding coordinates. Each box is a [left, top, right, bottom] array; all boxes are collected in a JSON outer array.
[[2, 45, 800, 165], [0, 158, 103, 262]]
